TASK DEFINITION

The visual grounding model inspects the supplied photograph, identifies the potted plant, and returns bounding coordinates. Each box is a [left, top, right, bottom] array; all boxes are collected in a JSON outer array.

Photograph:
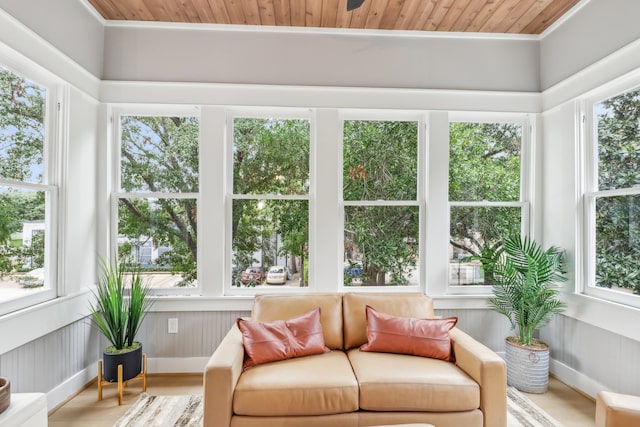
[[469, 235, 567, 393], [90, 256, 153, 383]]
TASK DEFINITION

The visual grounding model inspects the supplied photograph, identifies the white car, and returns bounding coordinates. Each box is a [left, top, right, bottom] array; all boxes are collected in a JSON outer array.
[[266, 266, 288, 285]]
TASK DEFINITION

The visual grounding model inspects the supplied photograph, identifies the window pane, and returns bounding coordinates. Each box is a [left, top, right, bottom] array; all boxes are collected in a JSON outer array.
[[0, 68, 46, 183], [595, 195, 640, 294], [596, 89, 640, 191], [232, 199, 308, 288], [120, 116, 199, 193], [118, 198, 197, 288], [449, 206, 521, 285], [0, 187, 48, 301], [343, 120, 417, 201], [449, 122, 521, 202], [233, 118, 310, 195], [344, 206, 419, 286]]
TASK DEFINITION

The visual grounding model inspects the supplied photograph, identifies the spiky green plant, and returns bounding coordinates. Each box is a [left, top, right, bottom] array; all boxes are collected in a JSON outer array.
[[90, 257, 153, 351], [485, 236, 567, 346]]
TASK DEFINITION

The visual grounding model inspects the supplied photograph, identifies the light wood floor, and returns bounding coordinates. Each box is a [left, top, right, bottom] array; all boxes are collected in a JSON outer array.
[[48, 375, 595, 426]]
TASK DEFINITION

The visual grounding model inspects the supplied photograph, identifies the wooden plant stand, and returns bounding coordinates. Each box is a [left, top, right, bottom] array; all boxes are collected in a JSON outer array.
[[97, 353, 147, 405]]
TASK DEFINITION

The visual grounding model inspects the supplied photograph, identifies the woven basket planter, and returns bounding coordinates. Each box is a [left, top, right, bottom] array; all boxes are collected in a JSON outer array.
[[505, 337, 550, 394]]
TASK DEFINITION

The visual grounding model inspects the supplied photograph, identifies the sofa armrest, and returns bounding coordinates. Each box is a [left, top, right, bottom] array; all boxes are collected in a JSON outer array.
[[450, 328, 507, 427], [203, 324, 245, 427]]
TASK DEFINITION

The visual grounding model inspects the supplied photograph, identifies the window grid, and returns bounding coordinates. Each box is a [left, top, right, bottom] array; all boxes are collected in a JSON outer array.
[[226, 111, 312, 294], [113, 110, 200, 295]]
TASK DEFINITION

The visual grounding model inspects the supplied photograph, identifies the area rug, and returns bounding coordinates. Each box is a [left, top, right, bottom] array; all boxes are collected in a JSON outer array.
[[508, 386, 564, 427], [114, 388, 562, 427], [113, 394, 202, 427]]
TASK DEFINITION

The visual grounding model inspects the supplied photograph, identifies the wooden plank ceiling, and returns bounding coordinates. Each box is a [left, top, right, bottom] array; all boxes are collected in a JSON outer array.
[[87, 0, 581, 35]]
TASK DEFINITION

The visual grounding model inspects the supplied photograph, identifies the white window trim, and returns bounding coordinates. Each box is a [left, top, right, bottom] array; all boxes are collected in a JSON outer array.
[[338, 110, 426, 292], [110, 105, 202, 296], [445, 112, 533, 295], [225, 107, 314, 296], [0, 64, 62, 316], [581, 80, 640, 309]]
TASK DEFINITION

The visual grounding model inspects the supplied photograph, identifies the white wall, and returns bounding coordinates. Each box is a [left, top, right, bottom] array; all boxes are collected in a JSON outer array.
[[103, 25, 540, 92], [62, 87, 99, 295], [0, 0, 104, 78], [540, 0, 640, 90]]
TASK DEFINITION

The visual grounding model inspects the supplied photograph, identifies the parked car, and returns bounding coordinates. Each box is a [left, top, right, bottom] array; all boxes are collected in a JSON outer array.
[[266, 266, 288, 285], [343, 261, 363, 277], [241, 266, 263, 285]]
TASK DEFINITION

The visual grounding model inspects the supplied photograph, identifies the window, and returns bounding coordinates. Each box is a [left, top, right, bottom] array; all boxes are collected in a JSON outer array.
[[448, 117, 529, 288], [585, 87, 640, 306], [229, 112, 310, 290], [0, 66, 57, 314], [342, 117, 421, 287], [114, 110, 199, 292]]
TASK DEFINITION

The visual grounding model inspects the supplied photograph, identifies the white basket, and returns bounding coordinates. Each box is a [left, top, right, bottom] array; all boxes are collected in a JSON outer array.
[[505, 338, 549, 394]]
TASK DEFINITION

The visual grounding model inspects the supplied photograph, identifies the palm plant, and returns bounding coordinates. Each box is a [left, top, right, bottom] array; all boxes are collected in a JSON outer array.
[[90, 257, 153, 352], [484, 235, 567, 346]]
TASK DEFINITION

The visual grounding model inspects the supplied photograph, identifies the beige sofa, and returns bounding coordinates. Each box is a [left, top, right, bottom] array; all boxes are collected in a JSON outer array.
[[204, 293, 506, 427]]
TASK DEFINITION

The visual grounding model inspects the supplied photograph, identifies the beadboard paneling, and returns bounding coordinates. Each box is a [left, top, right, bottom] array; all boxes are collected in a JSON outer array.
[[435, 308, 512, 353], [541, 314, 640, 396], [0, 318, 99, 393], [133, 311, 249, 358]]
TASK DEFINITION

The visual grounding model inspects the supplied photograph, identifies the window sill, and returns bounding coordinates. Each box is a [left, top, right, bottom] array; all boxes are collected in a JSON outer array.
[[561, 292, 640, 342], [0, 288, 93, 355]]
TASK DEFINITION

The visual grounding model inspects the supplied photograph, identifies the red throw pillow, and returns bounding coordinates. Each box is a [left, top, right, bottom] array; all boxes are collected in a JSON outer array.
[[360, 305, 457, 362], [237, 307, 330, 369]]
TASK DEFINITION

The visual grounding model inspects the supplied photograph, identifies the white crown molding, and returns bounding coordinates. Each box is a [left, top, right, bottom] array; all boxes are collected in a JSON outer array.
[[100, 80, 541, 113], [99, 17, 539, 41], [0, 7, 100, 99], [542, 36, 640, 112], [539, 0, 593, 40]]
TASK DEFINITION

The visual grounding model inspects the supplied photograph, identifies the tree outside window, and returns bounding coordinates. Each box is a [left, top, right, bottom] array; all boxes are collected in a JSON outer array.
[[343, 120, 419, 286], [117, 114, 199, 288], [0, 67, 52, 307], [449, 121, 524, 286], [231, 117, 310, 288], [592, 88, 640, 296]]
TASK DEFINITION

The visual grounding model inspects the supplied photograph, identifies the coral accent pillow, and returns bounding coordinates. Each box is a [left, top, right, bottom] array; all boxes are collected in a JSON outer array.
[[237, 307, 330, 369], [360, 305, 458, 362]]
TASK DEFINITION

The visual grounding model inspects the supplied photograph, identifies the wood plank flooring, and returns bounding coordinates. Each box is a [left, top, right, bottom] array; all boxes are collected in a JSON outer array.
[[48, 375, 595, 426]]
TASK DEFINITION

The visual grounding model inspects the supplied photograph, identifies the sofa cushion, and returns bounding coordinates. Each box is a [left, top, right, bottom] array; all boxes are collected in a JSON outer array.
[[251, 293, 343, 349], [360, 305, 457, 362], [237, 307, 330, 369], [233, 351, 359, 417], [343, 292, 435, 349], [348, 349, 480, 412]]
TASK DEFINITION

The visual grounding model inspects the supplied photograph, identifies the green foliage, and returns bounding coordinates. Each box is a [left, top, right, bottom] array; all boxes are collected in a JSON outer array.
[[231, 118, 310, 281], [481, 236, 567, 346], [0, 68, 45, 183], [89, 257, 154, 350], [119, 116, 199, 285], [343, 121, 419, 285], [449, 122, 522, 260], [594, 90, 640, 291]]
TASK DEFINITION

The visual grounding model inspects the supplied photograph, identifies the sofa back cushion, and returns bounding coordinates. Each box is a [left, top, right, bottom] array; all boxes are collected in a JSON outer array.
[[251, 293, 344, 350], [343, 292, 435, 349]]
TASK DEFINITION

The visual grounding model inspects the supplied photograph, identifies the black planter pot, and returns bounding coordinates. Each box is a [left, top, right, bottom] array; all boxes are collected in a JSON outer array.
[[102, 344, 143, 382]]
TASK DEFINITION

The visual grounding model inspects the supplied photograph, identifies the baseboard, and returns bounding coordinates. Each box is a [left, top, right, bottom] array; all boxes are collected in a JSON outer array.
[[146, 357, 209, 374], [47, 364, 96, 412], [549, 358, 610, 400], [497, 352, 604, 400], [47, 356, 208, 413]]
